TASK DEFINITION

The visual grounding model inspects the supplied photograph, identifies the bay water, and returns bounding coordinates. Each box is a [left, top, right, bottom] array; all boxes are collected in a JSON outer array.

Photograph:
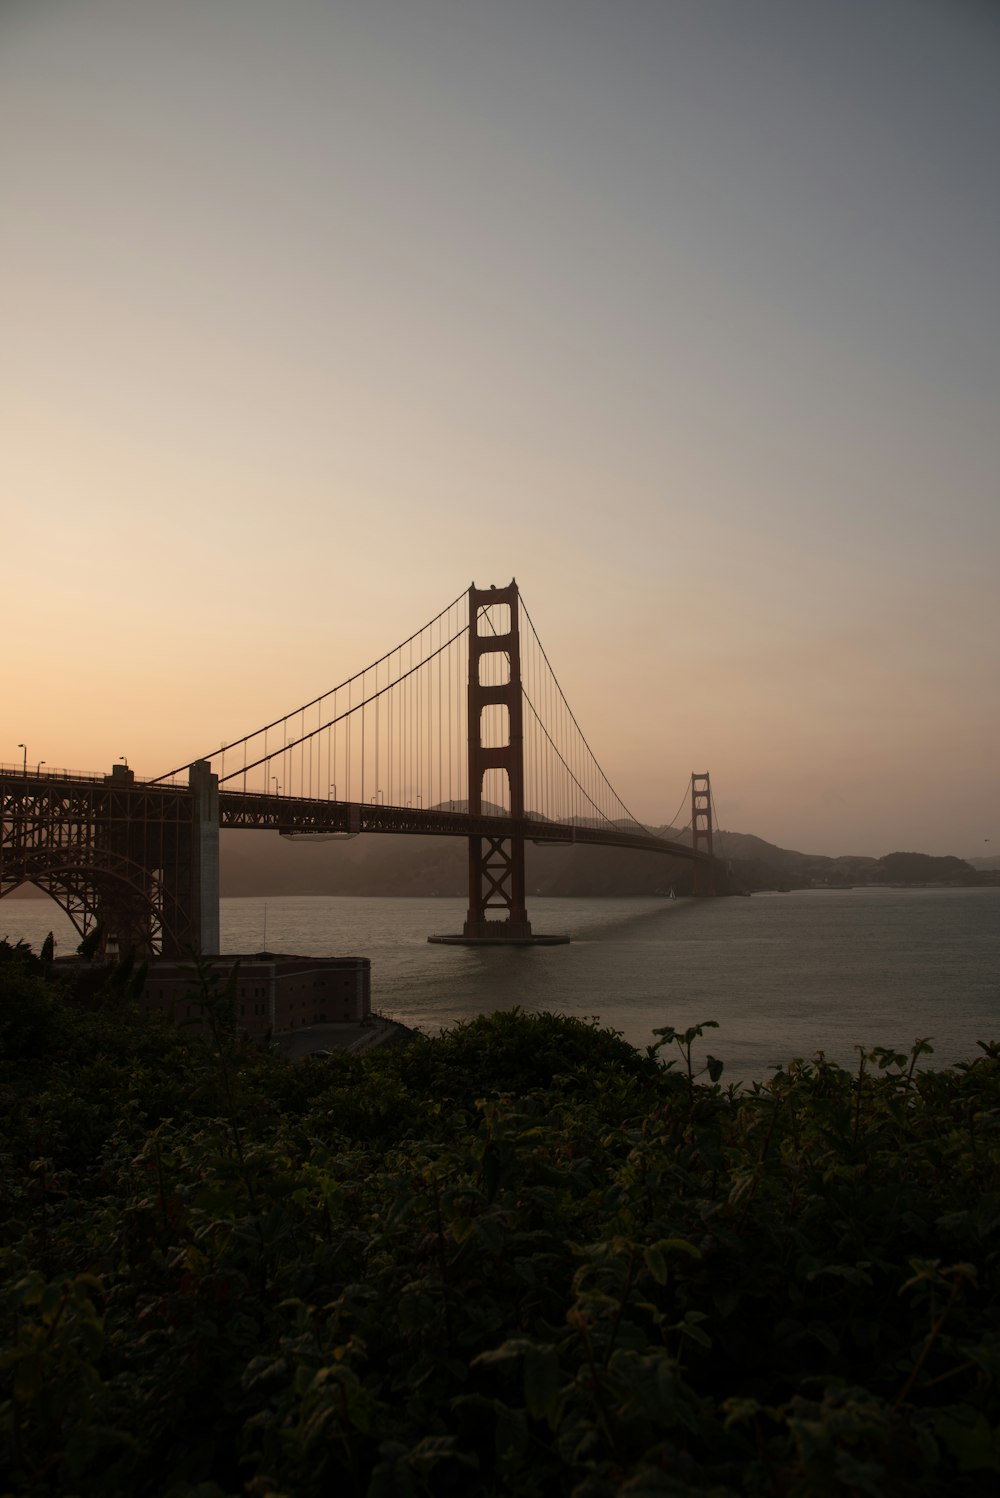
[[4, 887, 998, 1081]]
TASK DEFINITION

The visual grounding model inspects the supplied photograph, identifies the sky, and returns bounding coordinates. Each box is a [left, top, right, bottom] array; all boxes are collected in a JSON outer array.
[[3, 0, 998, 858]]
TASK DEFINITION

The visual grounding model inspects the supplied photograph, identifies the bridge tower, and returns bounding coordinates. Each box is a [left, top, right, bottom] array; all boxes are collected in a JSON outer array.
[[691, 772, 715, 897], [463, 580, 533, 939]]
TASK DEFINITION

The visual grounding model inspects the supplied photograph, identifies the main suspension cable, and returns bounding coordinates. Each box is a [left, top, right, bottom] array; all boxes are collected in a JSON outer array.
[[217, 623, 466, 784], [518, 595, 653, 834], [152, 586, 468, 782]]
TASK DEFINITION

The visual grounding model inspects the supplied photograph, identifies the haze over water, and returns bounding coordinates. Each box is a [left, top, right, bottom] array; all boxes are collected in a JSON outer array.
[[6, 888, 997, 1082]]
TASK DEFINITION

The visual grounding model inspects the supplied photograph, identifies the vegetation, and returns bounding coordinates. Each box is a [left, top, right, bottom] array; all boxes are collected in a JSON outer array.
[[719, 841, 995, 894], [869, 853, 980, 886], [2, 939, 1000, 1495]]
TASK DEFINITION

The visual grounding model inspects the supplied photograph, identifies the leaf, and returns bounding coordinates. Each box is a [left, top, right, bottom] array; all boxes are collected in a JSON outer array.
[[724, 1396, 764, 1429], [807, 1320, 840, 1355], [678, 1310, 712, 1349], [644, 1244, 668, 1285], [618, 1469, 679, 1494], [367, 1450, 418, 1498], [192, 1186, 240, 1217], [13, 1352, 44, 1402], [935, 1413, 1000, 1473], [18, 1273, 47, 1309], [483, 1148, 501, 1204], [473, 1338, 537, 1367], [659, 1237, 702, 1260], [807, 1264, 874, 1288], [449, 1214, 475, 1244], [407, 1435, 476, 1472], [713, 1286, 740, 1319], [523, 1343, 562, 1424], [494, 1399, 529, 1465], [473, 1217, 507, 1257]]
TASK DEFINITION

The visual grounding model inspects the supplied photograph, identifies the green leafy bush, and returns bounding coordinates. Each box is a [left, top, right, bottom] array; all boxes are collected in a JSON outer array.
[[2, 954, 999, 1495]]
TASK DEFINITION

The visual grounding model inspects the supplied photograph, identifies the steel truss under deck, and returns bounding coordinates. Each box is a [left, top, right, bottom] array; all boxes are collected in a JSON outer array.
[[1, 769, 198, 957]]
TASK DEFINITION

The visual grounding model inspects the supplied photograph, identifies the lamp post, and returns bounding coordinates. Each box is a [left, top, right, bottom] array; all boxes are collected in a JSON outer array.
[[36, 760, 45, 775], [17, 743, 26, 775], [330, 784, 337, 800], [272, 777, 281, 797]]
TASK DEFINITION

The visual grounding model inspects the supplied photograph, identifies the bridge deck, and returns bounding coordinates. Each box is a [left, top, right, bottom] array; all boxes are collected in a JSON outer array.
[[1, 770, 703, 862], [217, 789, 704, 860]]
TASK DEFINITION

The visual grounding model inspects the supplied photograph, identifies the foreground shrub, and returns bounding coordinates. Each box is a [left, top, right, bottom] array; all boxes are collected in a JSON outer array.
[[1, 958, 999, 1495]]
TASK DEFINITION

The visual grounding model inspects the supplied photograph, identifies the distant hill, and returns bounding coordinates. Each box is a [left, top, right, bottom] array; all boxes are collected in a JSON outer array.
[[217, 825, 992, 898], [6, 820, 993, 903], [715, 837, 988, 893], [869, 851, 977, 884]]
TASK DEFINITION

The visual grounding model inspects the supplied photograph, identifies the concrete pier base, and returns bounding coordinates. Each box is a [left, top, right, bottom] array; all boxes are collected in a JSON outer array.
[[428, 932, 570, 946], [189, 759, 220, 955]]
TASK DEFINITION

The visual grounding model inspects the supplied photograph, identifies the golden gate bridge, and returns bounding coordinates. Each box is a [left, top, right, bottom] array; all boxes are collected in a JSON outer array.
[[1, 581, 719, 955]]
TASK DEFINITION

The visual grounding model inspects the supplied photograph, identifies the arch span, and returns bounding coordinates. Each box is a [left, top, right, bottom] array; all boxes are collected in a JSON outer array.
[[0, 847, 179, 957]]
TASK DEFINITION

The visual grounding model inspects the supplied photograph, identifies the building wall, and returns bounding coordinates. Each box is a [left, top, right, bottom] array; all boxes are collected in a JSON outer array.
[[141, 953, 371, 1035]]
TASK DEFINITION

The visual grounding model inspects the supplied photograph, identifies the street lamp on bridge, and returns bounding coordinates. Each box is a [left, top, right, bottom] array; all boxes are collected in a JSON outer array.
[[36, 760, 45, 775], [17, 743, 26, 775], [272, 777, 281, 797], [330, 784, 337, 800]]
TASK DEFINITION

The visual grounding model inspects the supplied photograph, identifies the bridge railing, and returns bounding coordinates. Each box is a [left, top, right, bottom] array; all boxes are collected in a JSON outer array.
[[0, 765, 191, 789], [1, 765, 107, 782]]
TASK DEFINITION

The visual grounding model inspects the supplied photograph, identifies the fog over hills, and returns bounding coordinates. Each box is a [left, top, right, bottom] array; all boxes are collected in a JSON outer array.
[[215, 823, 990, 898], [8, 819, 992, 904]]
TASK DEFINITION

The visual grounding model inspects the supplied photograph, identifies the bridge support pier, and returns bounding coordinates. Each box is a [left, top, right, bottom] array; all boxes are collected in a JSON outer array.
[[189, 759, 220, 954], [150, 758, 220, 958]]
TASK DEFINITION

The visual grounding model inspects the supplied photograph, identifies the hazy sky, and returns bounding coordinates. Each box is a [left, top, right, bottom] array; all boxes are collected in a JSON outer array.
[[3, 0, 998, 857]]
